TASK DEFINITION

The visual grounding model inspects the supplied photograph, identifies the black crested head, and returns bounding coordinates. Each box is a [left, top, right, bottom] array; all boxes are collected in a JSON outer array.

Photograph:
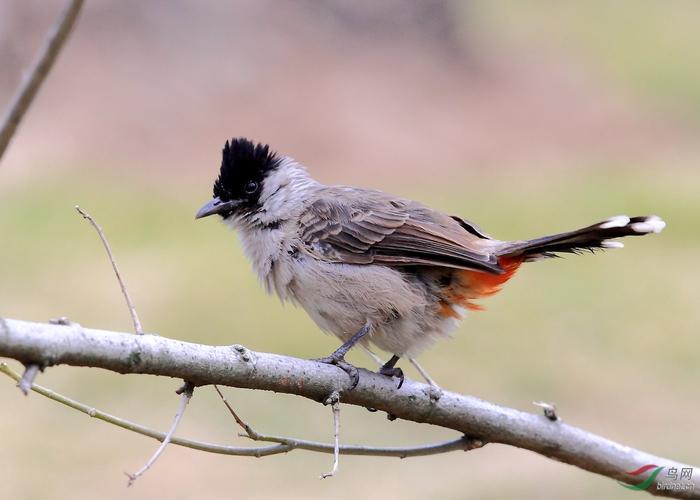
[[211, 138, 281, 217]]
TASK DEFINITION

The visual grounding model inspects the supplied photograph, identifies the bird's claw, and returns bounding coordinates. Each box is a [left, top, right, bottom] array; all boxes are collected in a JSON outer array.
[[379, 365, 404, 389], [313, 354, 360, 390]]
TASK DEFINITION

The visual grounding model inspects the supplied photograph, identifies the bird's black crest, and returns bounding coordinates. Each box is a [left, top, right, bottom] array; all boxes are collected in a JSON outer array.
[[213, 138, 281, 209]]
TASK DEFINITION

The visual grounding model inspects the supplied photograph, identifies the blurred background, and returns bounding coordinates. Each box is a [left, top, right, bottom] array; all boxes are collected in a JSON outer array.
[[1, 1, 698, 498]]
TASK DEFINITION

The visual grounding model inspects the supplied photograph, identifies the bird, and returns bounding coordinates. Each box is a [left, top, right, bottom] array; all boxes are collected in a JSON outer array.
[[196, 138, 665, 389]]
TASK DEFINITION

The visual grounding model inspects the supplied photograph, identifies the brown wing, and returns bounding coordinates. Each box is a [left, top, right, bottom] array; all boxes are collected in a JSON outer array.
[[298, 190, 503, 274]]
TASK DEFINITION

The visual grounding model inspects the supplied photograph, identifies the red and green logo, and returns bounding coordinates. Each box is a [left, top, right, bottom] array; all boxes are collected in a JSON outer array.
[[620, 464, 664, 490], [621, 464, 695, 492]]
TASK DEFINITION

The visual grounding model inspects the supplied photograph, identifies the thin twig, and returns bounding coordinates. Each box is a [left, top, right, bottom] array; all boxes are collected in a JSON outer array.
[[320, 392, 341, 479], [221, 387, 344, 478], [212, 384, 257, 438], [362, 347, 384, 367], [17, 363, 40, 395], [0, 0, 84, 161], [126, 381, 195, 486], [408, 357, 441, 390], [74, 206, 144, 334], [213, 384, 476, 459], [0, 363, 475, 458]]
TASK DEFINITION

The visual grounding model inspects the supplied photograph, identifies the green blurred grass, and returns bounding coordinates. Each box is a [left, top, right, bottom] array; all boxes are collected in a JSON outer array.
[[1, 166, 698, 499], [474, 0, 700, 119]]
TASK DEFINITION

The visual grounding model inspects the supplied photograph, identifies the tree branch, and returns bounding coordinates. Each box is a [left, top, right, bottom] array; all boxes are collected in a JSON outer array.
[[0, 0, 84, 161], [0, 317, 697, 498], [0, 361, 478, 459]]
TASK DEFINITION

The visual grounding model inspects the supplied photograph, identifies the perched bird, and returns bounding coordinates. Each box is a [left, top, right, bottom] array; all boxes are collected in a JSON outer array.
[[196, 138, 665, 388]]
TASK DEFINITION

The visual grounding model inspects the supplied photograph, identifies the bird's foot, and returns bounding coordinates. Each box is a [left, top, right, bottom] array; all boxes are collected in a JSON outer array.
[[313, 353, 360, 390], [312, 324, 370, 390], [378, 354, 404, 389], [378, 365, 404, 389]]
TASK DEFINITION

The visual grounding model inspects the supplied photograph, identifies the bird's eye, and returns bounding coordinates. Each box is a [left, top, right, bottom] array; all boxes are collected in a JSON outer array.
[[244, 181, 259, 194]]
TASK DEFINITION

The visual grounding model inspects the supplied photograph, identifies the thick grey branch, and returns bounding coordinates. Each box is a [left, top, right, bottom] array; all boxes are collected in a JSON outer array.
[[0, 0, 84, 161], [0, 317, 697, 498]]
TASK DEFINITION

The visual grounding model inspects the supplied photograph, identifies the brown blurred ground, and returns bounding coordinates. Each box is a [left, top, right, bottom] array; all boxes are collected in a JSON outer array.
[[1, 2, 699, 500], [1, 1, 698, 186]]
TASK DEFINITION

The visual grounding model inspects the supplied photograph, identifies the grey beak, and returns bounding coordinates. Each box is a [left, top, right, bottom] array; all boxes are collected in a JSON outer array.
[[195, 197, 240, 219]]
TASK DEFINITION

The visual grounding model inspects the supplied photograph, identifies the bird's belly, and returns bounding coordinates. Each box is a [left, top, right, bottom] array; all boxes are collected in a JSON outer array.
[[286, 259, 461, 356]]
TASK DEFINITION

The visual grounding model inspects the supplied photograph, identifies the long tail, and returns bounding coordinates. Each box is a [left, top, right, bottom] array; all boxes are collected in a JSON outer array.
[[444, 215, 665, 315], [497, 215, 666, 261], [440, 215, 666, 317]]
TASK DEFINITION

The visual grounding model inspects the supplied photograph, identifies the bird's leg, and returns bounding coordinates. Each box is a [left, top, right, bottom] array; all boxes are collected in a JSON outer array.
[[378, 354, 405, 389], [314, 324, 370, 389]]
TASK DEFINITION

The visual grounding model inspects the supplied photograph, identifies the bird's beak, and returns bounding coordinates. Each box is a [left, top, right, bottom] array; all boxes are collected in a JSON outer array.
[[195, 197, 240, 219]]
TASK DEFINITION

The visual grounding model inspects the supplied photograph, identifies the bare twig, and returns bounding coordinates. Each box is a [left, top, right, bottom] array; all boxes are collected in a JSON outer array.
[[212, 384, 476, 459], [1, 321, 698, 498], [17, 363, 40, 395], [74, 206, 144, 334], [320, 391, 341, 479], [0, 363, 476, 458], [362, 346, 384, 367], [408, 357, 441, 390], [126, 381, 195, 486], [0, 0, 84, 161], [212, 384, 256, 438]]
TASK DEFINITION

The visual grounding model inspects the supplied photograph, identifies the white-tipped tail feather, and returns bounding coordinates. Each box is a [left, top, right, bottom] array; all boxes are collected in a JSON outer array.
[[499, 214, 665, 260], [630, 215, 666, 234], [601, 240, 625, 249], [600, 215, 631, 229]]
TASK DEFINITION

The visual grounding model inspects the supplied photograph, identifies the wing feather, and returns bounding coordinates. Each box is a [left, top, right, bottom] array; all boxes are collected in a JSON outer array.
[[299, 191, 502, 274]]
